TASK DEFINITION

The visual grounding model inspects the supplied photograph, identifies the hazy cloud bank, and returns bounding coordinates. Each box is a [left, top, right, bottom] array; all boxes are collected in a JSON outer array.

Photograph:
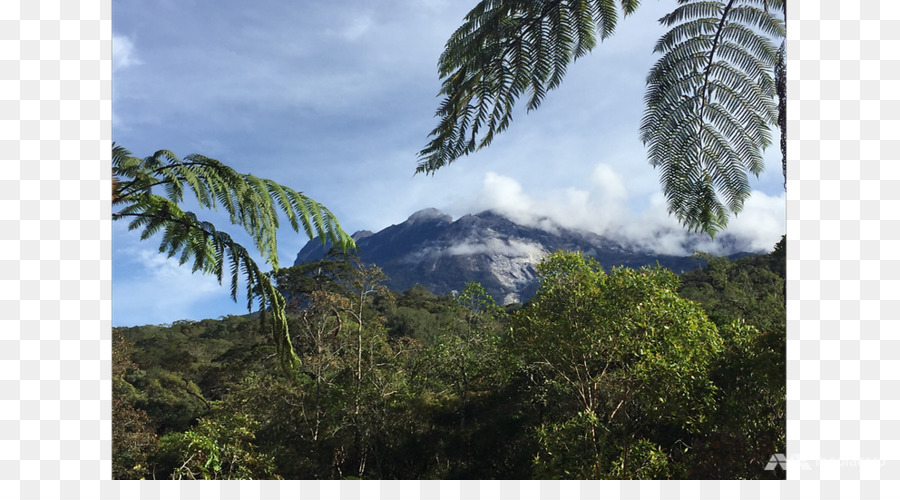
[[454, 168, 786, 256]]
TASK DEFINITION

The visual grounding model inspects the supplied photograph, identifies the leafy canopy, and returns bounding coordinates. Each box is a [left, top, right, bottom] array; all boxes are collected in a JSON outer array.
[[515, 251, 724, 478]]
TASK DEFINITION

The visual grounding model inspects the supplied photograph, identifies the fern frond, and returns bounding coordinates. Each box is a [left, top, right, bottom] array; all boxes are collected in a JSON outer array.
[[112, 146, 352, 377], [418, 0, 635, 174], [641, 0, 784, 236], [117, 193, 301, 375], [113, 149, 354, 269]]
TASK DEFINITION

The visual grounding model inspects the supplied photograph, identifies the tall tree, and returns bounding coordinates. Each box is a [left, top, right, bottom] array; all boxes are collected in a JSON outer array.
[[271, 257, 400, 478], [112, 144, 354, 376], [513, 251, 723, 478], [418, 0, 785, 236]]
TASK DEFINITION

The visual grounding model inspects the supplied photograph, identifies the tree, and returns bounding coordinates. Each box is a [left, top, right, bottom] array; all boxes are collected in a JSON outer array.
[[112, 144, 354, 376], [691, 319, 785, 479], [678, 240, 785, 334], [419, 283, 511, 465], [155, 406, 281, 480], [271, 257, 401, 478], [513, 251, 723, 478], [418, 0, 785, 236], [674, 238, 786, 478], [112, 329, 158, 479]]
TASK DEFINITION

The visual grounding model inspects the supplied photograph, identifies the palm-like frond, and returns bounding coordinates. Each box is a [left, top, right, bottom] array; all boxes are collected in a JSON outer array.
[[417, 0, 637, 174], [112, 147, 354, 267], [112, 145, 353, 375], [641, 0, 785, 235]]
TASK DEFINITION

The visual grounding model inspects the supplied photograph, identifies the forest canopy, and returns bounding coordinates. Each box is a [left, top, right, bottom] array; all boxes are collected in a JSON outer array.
[[113, 239, 785, 480]]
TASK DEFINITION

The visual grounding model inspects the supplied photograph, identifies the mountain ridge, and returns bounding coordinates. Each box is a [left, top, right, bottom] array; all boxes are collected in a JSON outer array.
[[294, 208, 759, 304]]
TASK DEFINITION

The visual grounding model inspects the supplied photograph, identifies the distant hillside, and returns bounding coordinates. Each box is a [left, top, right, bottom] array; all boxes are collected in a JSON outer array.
[[295, 208, 759, 304]]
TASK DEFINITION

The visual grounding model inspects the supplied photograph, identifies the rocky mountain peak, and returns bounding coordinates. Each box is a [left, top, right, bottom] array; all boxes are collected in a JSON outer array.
[[351, 230, 374, 240], [406, 207, 453, 224], [294, 209, 755, 305]]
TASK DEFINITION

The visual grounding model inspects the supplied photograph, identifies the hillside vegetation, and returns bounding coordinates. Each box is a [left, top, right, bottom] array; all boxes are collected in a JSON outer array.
[[113, 237, 785, 480]]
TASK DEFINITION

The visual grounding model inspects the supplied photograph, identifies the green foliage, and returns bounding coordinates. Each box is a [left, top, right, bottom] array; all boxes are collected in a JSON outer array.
[[113, 144, 354, 377], [674, 237, 785, 478], [420, 282, 510, 399], [156, 407, 280, 480], [117, 318, 277, 436], [691, 320, 785, 478], [533, 410, 604, 479], [418, 283, 511, 450], [272, 252, 358, 310], [641, 0, 785, 234], [456, 281, 504, 318], [381, 285, 462, 344], [215, 373, 339, 478], [678, 235, 785, 333], [417, 0, 637, 174], [113, 245, 784, 479], [133, 368, 210, 434], [270, 259, 408, 478], [609, 437, 682, 479], [112, 330, 158, 479], [516, 251, 723, 478]]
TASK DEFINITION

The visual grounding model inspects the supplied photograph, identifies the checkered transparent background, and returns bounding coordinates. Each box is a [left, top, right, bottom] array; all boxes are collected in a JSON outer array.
[[1, 0, 896, 498]]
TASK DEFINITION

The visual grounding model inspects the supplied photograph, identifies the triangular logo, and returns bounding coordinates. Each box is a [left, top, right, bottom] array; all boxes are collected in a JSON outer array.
[[765, 453, 787, 470]]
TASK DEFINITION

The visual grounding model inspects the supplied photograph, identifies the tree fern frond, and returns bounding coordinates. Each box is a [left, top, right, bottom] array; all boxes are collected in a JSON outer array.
[[114, 149, 353, 269], [419, 0, 635, 174], [659, 1, 723, 27], [112, 145, 354, 378], [726, 4, 785, 37], [654, 18, 718, 53], [641, 0, 783, 235], [620, 0, 641, 16], [717, 19, 779, 64], [595, 0, 619, 39]]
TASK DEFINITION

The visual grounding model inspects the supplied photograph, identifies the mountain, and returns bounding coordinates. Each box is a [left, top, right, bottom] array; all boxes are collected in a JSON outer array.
[[294, 208, 758, 305]]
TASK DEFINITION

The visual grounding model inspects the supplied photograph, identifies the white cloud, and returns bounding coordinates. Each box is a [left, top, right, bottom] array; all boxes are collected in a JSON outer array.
[[457, 165, 630, 237], [131, 249, 223, 291], [476, 172, 536, 224], [708, 190, 787, 250], [590, 163, 628, 201], [112, 33, 140, 71], [457, 168, 785, 257]]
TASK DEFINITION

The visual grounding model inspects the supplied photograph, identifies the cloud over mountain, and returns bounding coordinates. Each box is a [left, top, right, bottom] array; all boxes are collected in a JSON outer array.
[[452, 168, 784, 257], [295, 208, 764, 305]]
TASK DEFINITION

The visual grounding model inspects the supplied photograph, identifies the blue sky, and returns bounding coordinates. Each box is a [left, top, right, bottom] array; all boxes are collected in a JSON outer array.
[[112, 0, 786, 327]]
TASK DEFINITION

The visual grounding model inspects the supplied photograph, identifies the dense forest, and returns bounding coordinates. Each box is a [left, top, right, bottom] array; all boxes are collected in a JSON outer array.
[[113, 237, 786, 480]]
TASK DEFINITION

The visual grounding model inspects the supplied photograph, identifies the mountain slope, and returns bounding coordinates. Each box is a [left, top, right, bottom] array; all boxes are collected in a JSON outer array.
[[294, 208, 755, 304]]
